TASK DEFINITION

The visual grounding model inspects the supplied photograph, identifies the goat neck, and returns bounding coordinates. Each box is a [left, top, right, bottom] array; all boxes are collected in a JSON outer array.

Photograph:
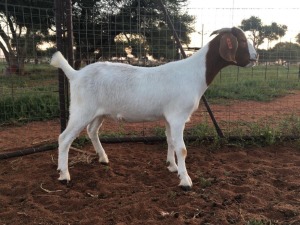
[[205, 34, 234, 86]]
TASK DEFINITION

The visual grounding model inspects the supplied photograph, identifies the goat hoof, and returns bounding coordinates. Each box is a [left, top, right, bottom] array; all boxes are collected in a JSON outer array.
[[99, 154, 109, 164], [59, 179, 68, 185], [59, 179, 73, 187], [180, 185, 192, 191], [100, 161, 109, 166]]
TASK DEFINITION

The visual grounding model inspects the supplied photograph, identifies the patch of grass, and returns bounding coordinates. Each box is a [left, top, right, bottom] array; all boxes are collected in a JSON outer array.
[[99, 131, 126, 138], [246, 219, 275, 225], [0, 64, 59, 125], [199, 177, 212, 188], [217, 114, 300, 145], [206, 78, 291, 103], [72, 135, 91, 149], [153, 126, 165, 137], [206, 65, 300, 103], [167, 191, 178, 199], [278, 114, 300, 136], [103, 165, 111, 173], [186, 123, 216, 137], [194, 171, 213, 188], [0, 92, 59, 125]]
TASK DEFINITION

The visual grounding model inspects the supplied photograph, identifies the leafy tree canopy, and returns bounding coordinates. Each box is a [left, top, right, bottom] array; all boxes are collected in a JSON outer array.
[[239, 16, 287, 49], [0, 0, 54, 74], [71, 0, 195, 67], [295, 33, 300, 45]]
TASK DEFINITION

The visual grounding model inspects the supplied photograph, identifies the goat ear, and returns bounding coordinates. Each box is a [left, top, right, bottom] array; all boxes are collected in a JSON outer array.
[[219, 33, 238, 63]]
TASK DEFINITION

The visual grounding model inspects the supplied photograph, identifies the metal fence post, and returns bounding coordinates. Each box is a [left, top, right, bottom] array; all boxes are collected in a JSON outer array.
[[55, 0, 67, 132]]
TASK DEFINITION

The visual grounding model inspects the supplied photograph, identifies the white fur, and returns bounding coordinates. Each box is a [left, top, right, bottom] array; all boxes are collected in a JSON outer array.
[[247, 40, 257, 66], [50, 29, 257, 189]]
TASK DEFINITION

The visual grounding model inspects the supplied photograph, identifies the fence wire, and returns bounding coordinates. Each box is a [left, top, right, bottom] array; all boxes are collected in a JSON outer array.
[[0, 2, 300, 152]]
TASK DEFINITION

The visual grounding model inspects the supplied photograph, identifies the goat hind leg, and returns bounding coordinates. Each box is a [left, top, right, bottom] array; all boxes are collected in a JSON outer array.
[[58, 125, 84, 181], [87, 117, 109, 164], [165, 122, 178, 172]]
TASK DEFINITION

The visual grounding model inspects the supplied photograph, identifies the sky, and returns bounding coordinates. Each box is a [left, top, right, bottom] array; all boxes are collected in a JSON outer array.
[[186, 0, 300, 48]]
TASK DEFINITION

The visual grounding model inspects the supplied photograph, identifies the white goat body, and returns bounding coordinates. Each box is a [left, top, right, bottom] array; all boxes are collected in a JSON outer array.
[[51, 27, 257, 190], [51, 50, 207, 123]]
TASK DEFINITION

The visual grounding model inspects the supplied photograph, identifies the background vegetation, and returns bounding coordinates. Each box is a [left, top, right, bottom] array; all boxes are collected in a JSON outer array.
[[0, 1, 300, 139], [1, 63, 300, 140]]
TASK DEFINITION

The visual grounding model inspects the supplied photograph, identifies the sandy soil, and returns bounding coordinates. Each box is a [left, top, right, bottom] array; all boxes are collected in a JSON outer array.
[[1, 93, 300, 224]]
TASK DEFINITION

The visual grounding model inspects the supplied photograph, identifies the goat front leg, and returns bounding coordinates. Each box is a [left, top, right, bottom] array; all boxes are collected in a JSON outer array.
[[176, 146, 192, 190], [87, 117, 109, 164], [169, 121, 192, 190]]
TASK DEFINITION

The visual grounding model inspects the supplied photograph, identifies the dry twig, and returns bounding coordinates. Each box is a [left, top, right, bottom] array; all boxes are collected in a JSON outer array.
[[40, 183, 63, 193]]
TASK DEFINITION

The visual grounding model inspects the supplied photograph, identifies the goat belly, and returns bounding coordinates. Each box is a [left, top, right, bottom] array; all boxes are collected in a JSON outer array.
[[109, 112, 163, 123]]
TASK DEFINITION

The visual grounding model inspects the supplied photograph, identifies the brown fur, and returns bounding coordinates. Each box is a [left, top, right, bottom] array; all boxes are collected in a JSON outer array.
[[205, 27, 251, 86]]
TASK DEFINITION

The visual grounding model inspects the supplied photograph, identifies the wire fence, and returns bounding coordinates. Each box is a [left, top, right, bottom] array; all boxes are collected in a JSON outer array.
[[1, 1, 300, 152]]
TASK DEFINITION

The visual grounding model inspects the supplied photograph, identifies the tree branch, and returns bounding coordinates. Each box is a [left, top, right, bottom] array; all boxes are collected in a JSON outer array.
[[0, 39, 10, 62], [0, 25, 13, 53], [7, 14, 17, 41]]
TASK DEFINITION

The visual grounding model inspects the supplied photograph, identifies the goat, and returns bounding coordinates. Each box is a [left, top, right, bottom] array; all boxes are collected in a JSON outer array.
[[50, 27, 257, 190]]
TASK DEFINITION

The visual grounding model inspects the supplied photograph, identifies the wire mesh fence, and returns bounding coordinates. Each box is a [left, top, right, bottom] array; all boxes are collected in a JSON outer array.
[[1, 1, 300, 152], [0, 1, 57, 127]]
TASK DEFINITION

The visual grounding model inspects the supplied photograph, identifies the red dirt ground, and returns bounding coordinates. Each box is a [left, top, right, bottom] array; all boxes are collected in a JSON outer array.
[[1, 93, 300, 224]]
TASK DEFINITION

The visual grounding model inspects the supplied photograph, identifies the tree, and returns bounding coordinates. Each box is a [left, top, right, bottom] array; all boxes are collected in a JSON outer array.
[[0, 0, 54, 75], [296, 33, 300, 45], [239, 16, 287, 50], [71, 0, 195, 68], [239, 16, 263, 49], [262, 22, 287, 48]]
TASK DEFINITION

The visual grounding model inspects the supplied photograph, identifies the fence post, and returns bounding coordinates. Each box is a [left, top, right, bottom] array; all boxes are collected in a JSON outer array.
[[66, 0, 74, 68], [55, 0, 67, 132], [64, 0, 74, 122]]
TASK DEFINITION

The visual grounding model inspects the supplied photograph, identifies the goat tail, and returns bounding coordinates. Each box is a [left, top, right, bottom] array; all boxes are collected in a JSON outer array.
[[50, 51, 77, 80]]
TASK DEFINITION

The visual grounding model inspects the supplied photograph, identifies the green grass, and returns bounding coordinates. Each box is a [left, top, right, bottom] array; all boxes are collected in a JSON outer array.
[[186, 123, 217, 138], [0, 92, 59, 125], [246, 219, 275, 225], [214, 114, 300, 146], [0, 63, 59, 125], [206, 64, 300, 103], [149, 114, 300, 146]]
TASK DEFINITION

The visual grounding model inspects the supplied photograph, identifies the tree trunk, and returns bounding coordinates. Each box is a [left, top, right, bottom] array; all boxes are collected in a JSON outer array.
[[4, 53, 25, 76]]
